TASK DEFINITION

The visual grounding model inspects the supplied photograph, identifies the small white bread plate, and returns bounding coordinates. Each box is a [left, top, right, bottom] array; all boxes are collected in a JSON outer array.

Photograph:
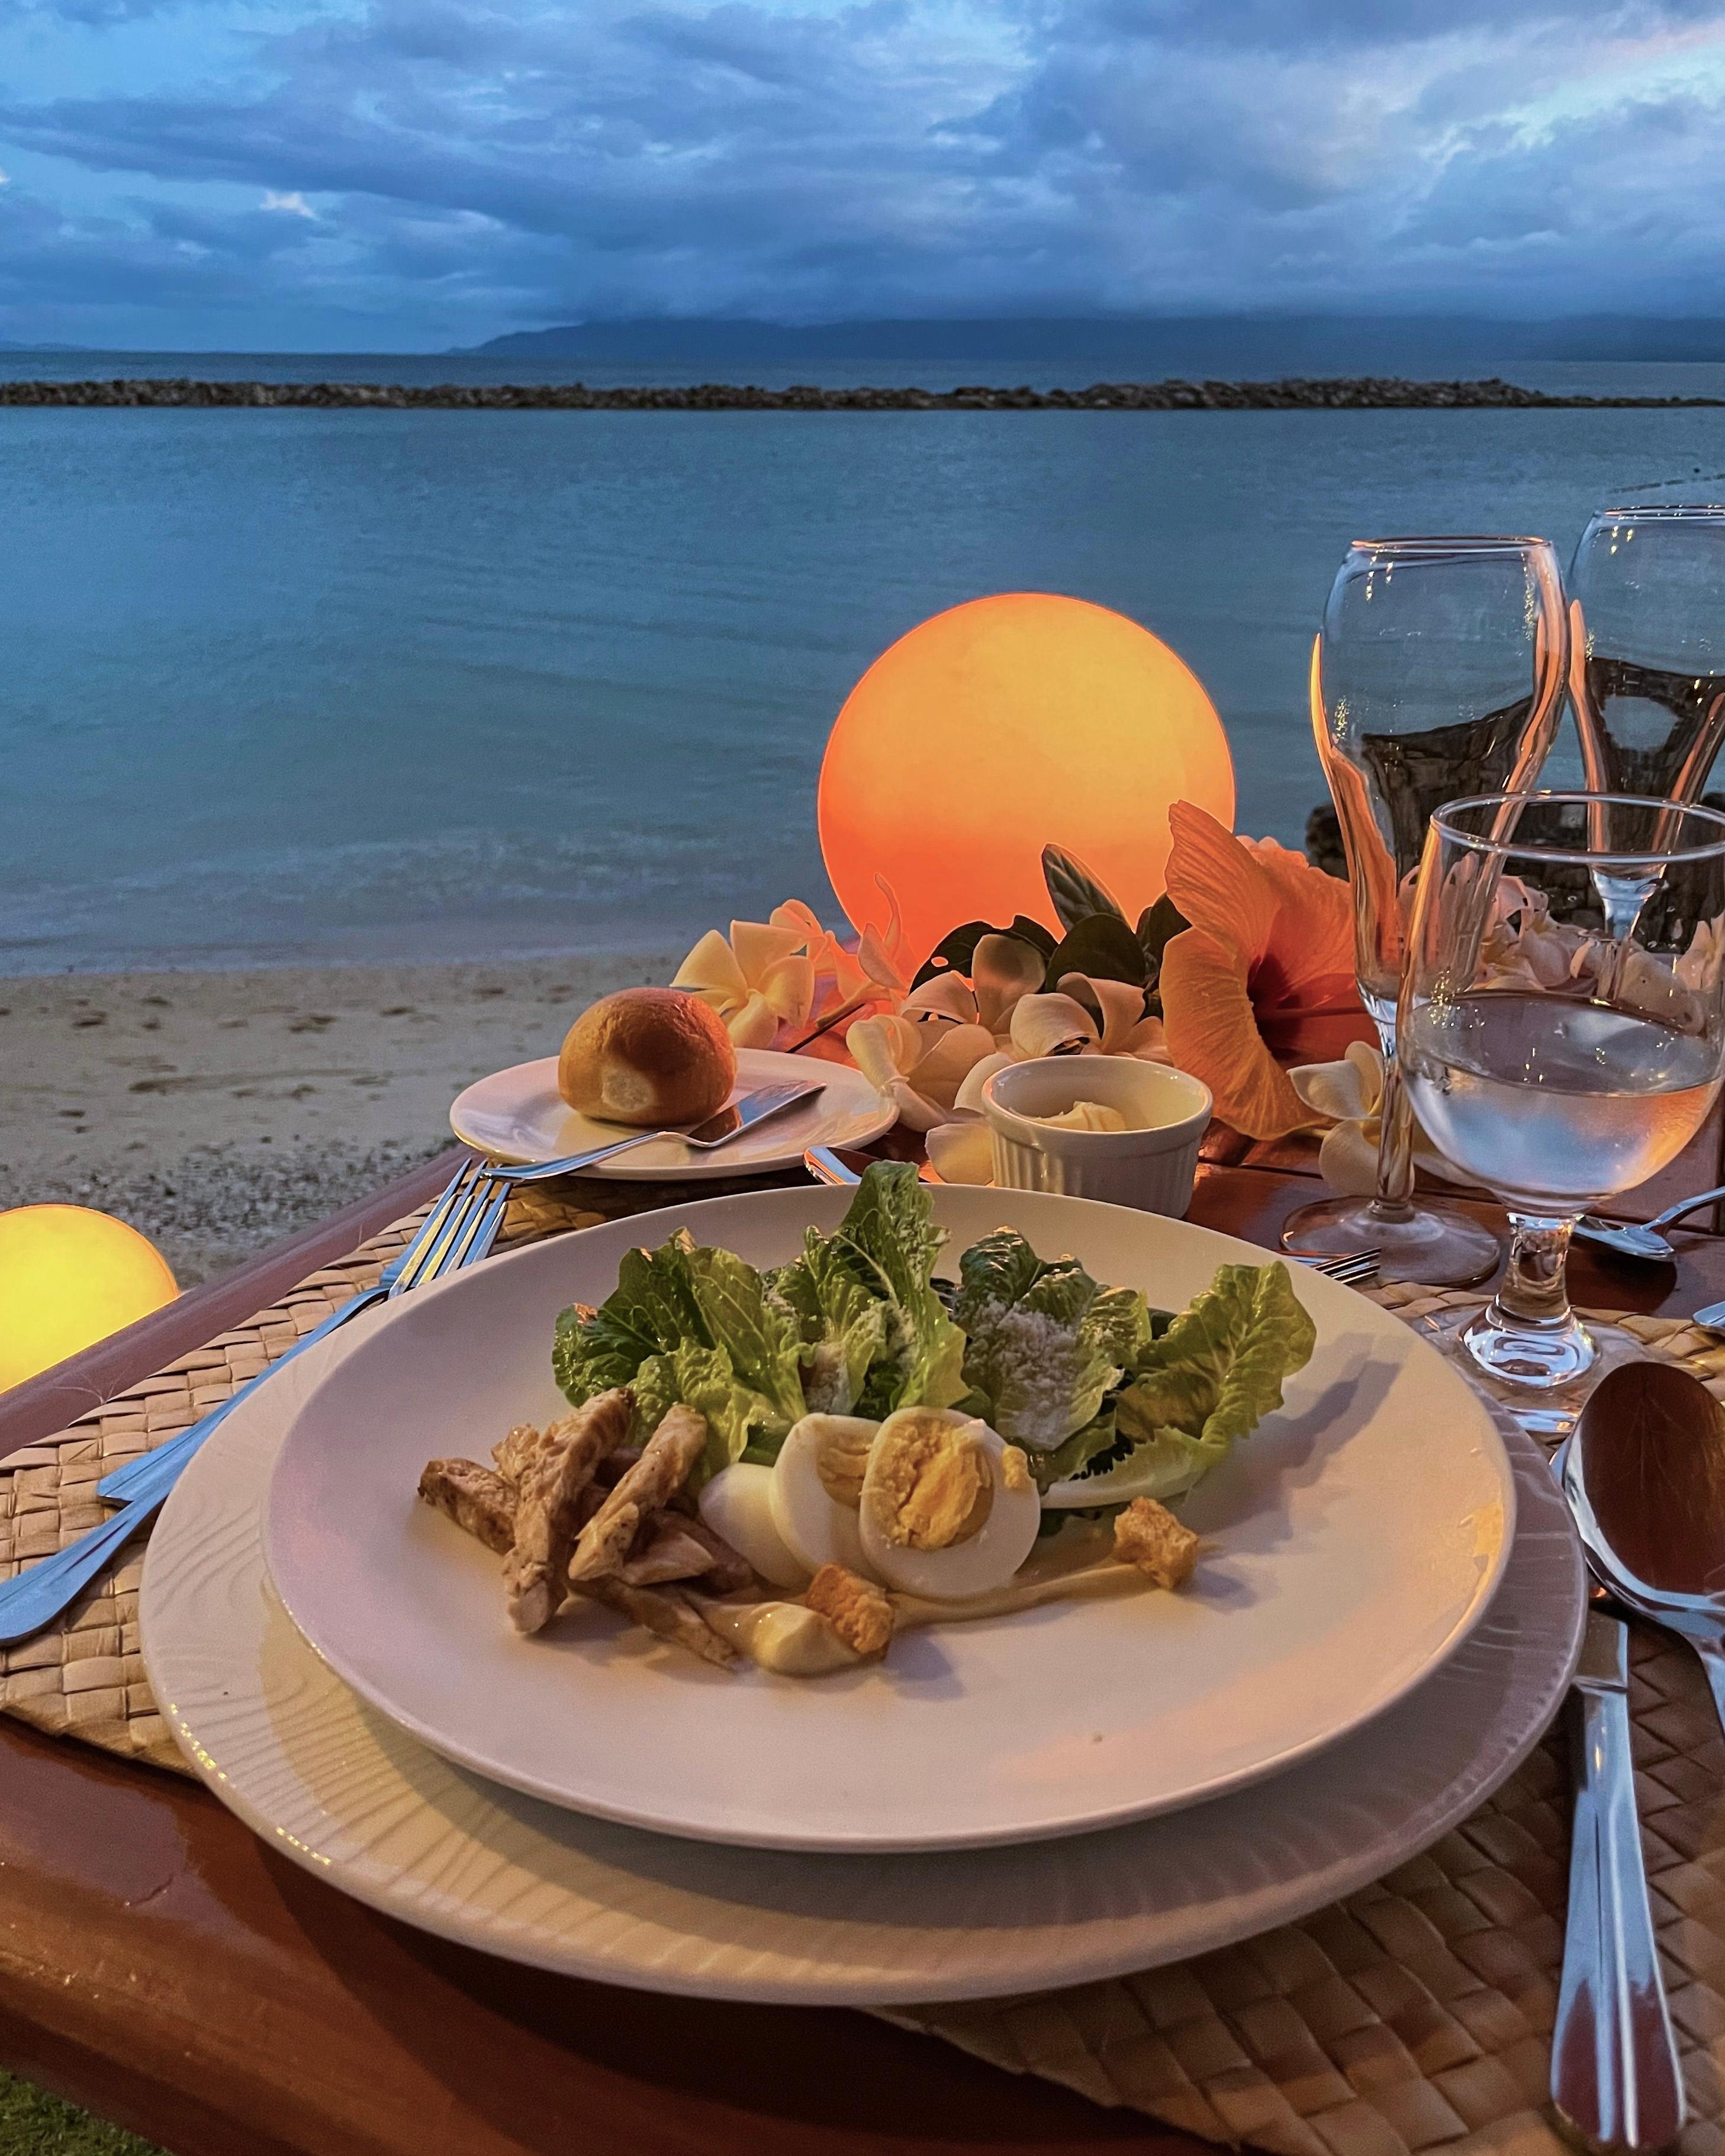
[[449, 1046, 894, 1176], [261, 1187, 1517, 1853], [145, 1359, 1579, 2006]]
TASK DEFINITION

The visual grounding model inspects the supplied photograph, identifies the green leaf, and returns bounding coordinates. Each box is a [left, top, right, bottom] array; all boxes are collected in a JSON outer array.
[[827, 1161, 968, 1412], [954, 1229, 1122, 1451], [1042, 844, 1128, 931], [681, 1242, 806, 1424], [952, 1226, 1045, 1317], [770, 1231, 893, 1413], [1046, 1424, 1218, 1507], [639, 1341, 784, 1487], [1024, 1407, 1128, 1491], [910, 916, 1054, 990], [1087, 1284, 1155, 1365], [1136, 895, 1190, 974], [1042, 913, 1148, 989], [1113, 1262, 1317, 1491], [551, 1303, 641, 1404], [552, 1227, 806, 1467], [551, 1230, 714, 1404]]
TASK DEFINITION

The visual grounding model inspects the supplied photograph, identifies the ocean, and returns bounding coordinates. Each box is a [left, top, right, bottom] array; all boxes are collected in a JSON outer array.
[[5, 349, 1725, 973]]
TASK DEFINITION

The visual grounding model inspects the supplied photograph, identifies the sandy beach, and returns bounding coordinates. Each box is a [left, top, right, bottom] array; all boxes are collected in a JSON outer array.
[[0, 951, 684, 1283]]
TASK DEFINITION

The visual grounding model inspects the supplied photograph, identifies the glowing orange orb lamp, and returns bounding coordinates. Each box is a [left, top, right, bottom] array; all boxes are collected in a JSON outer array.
[[0, 1205, 177, 1392], [818, 593, 1235, 964]]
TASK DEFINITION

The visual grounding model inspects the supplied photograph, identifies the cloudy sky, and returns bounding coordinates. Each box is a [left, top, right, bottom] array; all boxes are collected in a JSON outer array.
[[0, 0, 1721, 349]]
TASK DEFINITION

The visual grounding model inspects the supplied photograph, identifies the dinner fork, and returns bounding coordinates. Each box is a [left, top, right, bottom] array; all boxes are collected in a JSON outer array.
[[95, 1155, 504, 1505], [0, 1168, 509, 1647]]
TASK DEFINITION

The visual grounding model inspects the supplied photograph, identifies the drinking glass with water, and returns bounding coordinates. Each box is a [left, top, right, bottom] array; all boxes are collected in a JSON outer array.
[[1399, 790, 1725, 1436]]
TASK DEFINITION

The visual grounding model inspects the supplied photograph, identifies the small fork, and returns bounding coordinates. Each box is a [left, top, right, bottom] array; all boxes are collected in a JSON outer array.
[[0, 1164, 509, 1647], [492, 1081, 823, 1183]]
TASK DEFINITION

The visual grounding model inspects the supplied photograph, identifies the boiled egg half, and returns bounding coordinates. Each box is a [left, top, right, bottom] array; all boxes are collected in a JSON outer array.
[[697, 1462, 809, 1590], [769, 1413, 877, 1579], [857, 1407, 1041, 1600]]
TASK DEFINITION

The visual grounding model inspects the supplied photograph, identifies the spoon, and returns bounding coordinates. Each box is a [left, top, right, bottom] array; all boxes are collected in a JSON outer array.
[[1573, 1182, 1725, 1263], [1563, 1358, 1725, 1733]]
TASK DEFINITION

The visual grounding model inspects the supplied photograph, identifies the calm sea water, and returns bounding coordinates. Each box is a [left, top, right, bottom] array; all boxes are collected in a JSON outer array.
[[4, 354, 1724, 972]]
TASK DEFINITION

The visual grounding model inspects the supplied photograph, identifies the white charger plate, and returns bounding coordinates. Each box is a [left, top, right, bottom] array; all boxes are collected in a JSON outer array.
[[262, 1187, 1517, 1853], [143, 1349, 1582, 2006], [449, 1047, 894, 1176]]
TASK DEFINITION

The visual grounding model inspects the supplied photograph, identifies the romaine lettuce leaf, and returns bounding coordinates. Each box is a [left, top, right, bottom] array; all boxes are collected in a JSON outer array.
[[679, 1242, 806, 1425], [1092, 1285, 1157, 1362], [551, 1233, 708, 1402], [632, 1341, 783, 1486], [774, 1163, 967, 1417], [768, 1230, 891, 1414], [1107, 1260, 1316, 1495], [954, 1230, 1124, 1451], [834, 1162, 968, 1411], [1025, 1405, 1127, 1491], [552, 1226, 804, 1472]]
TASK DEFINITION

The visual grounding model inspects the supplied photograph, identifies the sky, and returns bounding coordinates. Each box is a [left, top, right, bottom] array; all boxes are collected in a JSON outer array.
[[0, 0, 1722, 350]]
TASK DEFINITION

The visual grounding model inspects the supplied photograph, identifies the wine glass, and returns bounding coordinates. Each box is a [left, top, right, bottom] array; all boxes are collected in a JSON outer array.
[[1401, 790, 1725, 1437], [1570, 505, 1725, 803], [1570, 505, 1725, 953], [1281, 536, 1569, 1285]]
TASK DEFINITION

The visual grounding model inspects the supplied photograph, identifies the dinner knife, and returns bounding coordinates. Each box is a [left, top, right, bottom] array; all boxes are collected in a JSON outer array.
[[1550, 1608, 1686, 2154]]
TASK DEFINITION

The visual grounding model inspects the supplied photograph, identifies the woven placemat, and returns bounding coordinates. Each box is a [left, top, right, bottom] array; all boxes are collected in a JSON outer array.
[[0, 1185, 601, 1771], [5, 1219, 1724, 2156]]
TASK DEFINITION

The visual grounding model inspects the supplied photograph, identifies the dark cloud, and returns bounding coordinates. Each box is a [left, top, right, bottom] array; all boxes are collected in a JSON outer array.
[[0, 0, 1720, 343]]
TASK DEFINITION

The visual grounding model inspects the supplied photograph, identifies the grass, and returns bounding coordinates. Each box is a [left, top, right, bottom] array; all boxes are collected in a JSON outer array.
[[0, 2072, 161, 2155]]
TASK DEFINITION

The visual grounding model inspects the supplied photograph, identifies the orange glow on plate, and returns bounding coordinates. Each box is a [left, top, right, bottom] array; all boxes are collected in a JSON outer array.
[[818, 593, 1235, 964], [0, 1204, 178, 1391]]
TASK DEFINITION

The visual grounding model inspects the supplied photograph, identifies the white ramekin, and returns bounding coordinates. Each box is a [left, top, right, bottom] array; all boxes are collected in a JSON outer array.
[[981, 1057, 1213, 1215]]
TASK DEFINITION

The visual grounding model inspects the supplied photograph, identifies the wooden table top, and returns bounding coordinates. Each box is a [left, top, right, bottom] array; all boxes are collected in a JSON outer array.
[[2, 1147, 1722, 2156]]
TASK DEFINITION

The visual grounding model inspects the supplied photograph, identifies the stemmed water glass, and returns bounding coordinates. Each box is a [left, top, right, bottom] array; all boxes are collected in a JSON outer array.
[[1400, 791, 1725, 1437], [1570, 505, 1725, 803], [1281, 536, 1569, 1285]]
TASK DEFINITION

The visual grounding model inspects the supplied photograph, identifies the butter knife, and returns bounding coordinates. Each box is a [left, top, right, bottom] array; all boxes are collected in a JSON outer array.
[[1550, 1608, 1685, 2154]]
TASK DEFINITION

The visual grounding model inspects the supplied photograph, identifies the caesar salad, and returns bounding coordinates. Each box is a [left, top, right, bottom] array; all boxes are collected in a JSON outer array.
[[417, 1163, 1317, 1676]]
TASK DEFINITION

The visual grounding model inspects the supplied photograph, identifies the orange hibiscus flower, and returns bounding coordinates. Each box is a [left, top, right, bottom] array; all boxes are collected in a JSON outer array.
[[1160, 802, 1363, 1139]]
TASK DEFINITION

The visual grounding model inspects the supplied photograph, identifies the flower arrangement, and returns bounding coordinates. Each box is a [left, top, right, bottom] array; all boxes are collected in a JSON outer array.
[[670, 803, 1371, 1178]]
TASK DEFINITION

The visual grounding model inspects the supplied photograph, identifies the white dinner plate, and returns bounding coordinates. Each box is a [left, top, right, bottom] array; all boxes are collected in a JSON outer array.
[[144, 1350, 1581, 2005], [262, 1186, 1516, 1853], [449, 1047, 895, 1176]]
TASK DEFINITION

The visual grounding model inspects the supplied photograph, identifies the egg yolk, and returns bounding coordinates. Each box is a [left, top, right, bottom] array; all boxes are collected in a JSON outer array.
[[868, 1412, 994, 1550]]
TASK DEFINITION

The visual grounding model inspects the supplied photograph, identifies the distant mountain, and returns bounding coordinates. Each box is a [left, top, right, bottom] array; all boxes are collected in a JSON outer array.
[[462, 314, 1725, 370]]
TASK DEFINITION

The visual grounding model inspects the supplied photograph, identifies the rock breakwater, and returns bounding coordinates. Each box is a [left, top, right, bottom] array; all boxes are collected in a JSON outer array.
[[3, 375, 1723, 411]]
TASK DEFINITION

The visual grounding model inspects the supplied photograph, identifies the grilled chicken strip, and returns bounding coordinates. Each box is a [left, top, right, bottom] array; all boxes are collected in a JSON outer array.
[[565, 1404, 708, 1585], [503, 1389, 632, 1634], [418, 1459, 517, 1555]]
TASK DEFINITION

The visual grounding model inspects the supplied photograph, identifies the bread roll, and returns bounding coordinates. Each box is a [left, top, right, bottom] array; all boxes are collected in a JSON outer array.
[[558, 988, 737, 1128]]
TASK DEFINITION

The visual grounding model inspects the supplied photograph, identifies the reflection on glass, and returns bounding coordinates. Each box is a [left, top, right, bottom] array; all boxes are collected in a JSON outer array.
[[1281, 536, 1569, 1286], [1401, 791, 1725, 1438]]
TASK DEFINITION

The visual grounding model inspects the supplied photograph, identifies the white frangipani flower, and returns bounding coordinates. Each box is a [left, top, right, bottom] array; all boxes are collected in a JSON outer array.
[[902, 932, 1047, 1037], [923, 1117, 996, 1185], [846, 1014, 996, 1131], [672, 921, 815, 1048], [1288, 1040, 1463, 1196]]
